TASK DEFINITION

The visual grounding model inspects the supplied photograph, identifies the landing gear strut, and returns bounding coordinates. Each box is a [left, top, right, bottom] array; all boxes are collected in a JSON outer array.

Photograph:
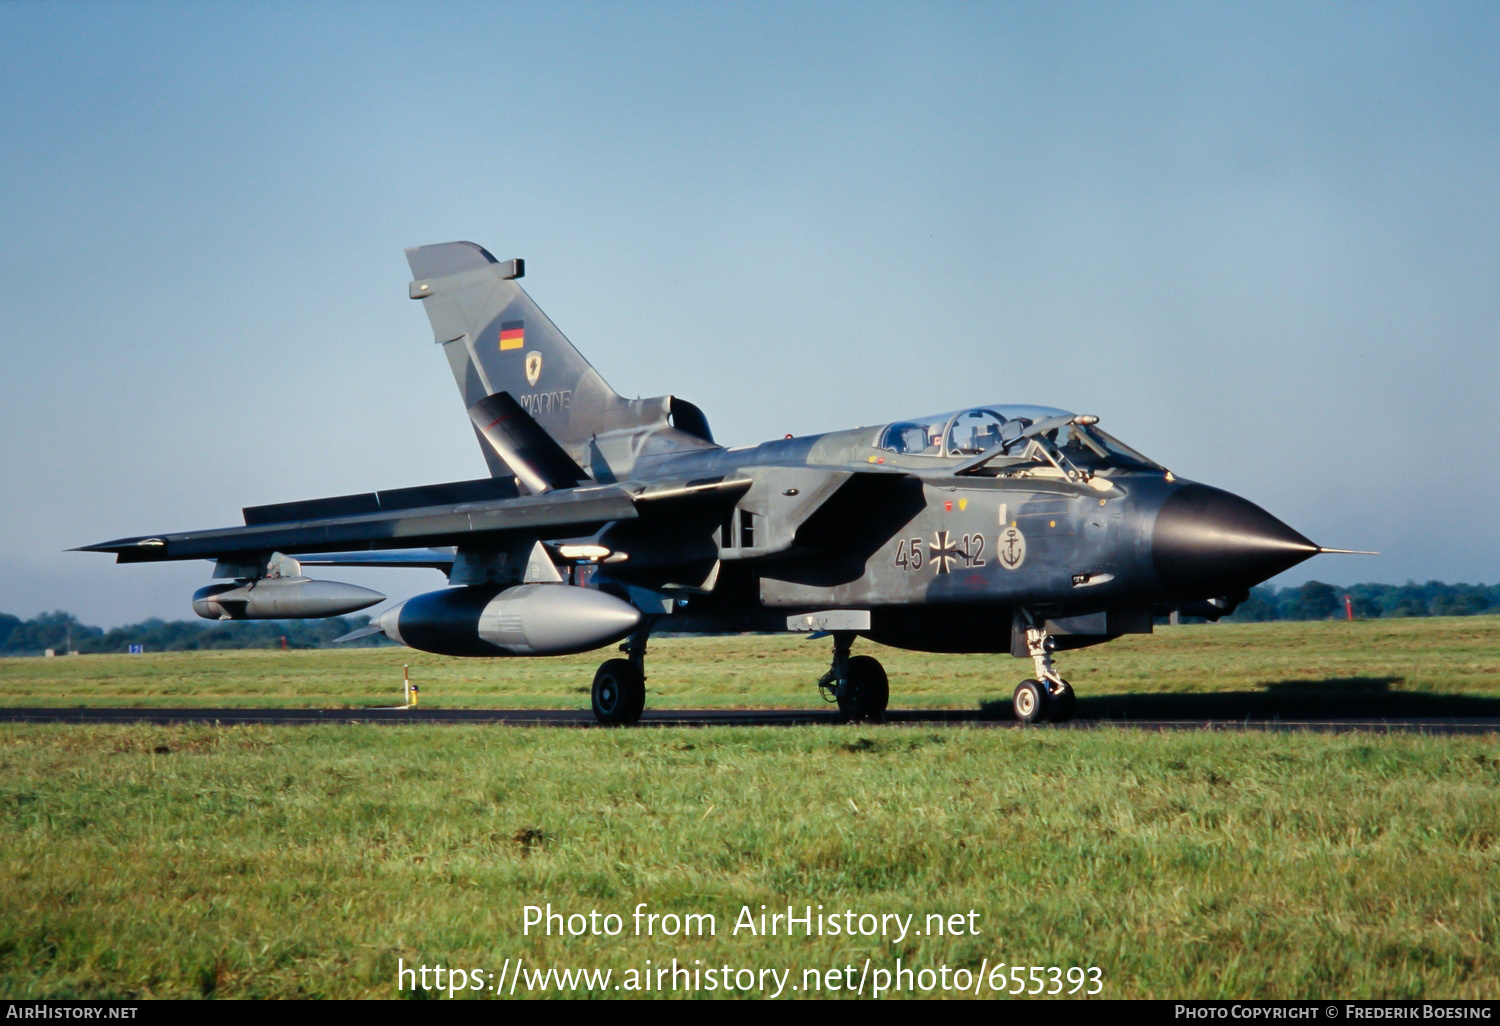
[[817, 631, 888, 722], [1013, 616, 1075, 725], [592, 620, 652, 726]]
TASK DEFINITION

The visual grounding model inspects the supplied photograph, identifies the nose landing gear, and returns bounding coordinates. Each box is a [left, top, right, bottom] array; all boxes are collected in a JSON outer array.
[[1013, 619, 1076, 725]]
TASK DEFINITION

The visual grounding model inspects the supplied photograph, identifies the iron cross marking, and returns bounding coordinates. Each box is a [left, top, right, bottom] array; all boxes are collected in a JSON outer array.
[[929, 531, 960, 574]]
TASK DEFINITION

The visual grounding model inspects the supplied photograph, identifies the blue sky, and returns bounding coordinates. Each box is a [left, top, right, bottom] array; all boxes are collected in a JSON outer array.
[[2, 1, 1497, 626]]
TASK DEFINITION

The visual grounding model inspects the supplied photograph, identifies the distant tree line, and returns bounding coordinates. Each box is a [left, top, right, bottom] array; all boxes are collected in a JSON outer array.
[[0, 610, 390, 657], [1228, 580, 1500, 622]]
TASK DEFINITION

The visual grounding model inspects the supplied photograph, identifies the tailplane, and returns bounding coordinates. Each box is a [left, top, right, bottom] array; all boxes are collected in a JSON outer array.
[[406, 242, 717, 483]]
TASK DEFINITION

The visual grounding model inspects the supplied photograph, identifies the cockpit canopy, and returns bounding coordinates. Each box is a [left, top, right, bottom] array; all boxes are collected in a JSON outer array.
[[879, 405, 1071, 457], [876, 405, 1163, 474]]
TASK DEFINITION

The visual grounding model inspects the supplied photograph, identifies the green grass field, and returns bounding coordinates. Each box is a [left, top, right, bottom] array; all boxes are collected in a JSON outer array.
[[1, 618, 1498, 999], [3, 616, 1498, 715]]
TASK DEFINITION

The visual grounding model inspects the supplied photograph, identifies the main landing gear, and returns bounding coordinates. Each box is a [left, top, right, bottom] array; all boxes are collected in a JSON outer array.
[[592, 621, 651, 726], [1012, 618, 1076, 725], [817, 631, 889, 723]]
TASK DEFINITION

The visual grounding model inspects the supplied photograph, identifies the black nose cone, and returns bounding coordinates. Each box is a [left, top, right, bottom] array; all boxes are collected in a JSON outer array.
[[1152, 484, 1318, 598]]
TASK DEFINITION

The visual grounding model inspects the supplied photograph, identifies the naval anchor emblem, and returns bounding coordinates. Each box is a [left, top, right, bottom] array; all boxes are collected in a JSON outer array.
[[525, 350, 543, 387], [999, 526, 1026, 570]]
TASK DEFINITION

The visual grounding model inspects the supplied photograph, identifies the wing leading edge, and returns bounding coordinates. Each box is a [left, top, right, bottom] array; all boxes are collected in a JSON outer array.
[[78, 486, 640, 564], [77, 473, 761, 567]]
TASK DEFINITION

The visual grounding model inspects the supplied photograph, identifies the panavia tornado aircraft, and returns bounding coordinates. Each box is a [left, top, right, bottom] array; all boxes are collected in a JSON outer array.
[[82, 241, 1364, 725]]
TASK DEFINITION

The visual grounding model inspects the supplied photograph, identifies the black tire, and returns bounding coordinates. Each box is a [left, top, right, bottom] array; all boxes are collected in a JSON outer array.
[[592, 658, 645, 726], [837, 655, 889, 722], [1012, 679, 1048, 725]]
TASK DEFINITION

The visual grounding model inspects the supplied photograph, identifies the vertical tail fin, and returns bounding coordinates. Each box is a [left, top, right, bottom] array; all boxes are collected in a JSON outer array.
[[406, 242, 717, 482]]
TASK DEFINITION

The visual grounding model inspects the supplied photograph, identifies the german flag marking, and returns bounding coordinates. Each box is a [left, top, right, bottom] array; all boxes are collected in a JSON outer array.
[[499, 320, 525, 351]]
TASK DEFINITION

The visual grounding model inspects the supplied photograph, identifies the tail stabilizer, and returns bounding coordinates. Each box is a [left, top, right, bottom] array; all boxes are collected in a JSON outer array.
[[406, 242, 718, 481]]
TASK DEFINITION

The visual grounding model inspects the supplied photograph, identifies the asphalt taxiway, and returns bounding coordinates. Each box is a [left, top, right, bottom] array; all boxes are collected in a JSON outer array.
[[1, 707, 1498, 734]]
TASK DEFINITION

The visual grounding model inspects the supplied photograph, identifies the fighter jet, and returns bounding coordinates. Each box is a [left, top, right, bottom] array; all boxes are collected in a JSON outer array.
[[82, 241, 1364, 725]]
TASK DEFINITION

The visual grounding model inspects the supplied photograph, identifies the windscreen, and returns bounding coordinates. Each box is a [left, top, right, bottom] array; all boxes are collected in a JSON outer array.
[[1032, 421, 1164, 473]]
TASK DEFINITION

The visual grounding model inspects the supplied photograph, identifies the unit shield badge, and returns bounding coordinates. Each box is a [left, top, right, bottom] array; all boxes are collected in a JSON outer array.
[[998, 525, 1026, 570], [525, 350, 543, 387]]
